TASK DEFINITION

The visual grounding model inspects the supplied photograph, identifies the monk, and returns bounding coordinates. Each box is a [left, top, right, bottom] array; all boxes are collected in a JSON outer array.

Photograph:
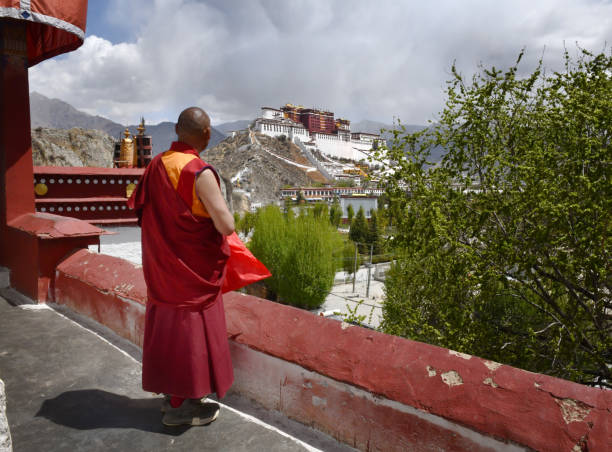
[[128, 107, 235, 426]]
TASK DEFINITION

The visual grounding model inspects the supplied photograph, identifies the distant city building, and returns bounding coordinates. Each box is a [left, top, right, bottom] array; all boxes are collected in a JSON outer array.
[[280, 186, 384, 206], [254, 104, 384, 161]]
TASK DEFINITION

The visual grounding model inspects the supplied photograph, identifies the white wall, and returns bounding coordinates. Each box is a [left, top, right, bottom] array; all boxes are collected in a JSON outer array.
[[255, 119, 377, 161], [316, 136, 374, 161], [340, 197, 378, 218], [261, 108, 282, 120]]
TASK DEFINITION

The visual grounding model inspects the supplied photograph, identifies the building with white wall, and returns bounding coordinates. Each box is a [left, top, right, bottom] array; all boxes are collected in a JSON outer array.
[[254, 105, 384, 161]]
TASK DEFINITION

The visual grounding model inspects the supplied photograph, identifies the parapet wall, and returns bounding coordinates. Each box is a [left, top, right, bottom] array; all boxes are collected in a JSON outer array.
[[53, 249, 611, 452]]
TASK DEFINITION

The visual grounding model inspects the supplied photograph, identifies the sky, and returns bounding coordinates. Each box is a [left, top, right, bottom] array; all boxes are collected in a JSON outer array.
[[29, 0, 611, 127]]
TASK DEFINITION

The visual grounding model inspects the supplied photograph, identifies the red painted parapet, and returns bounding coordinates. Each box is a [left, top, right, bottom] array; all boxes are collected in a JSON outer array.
[[54, 249, 146, 347], [5, 213, 103, 301], [223, 293, 611, 452], [52, 251, 612, 452]]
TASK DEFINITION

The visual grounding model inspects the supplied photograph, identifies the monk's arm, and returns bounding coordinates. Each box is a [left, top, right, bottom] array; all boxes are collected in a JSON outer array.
[[195, 169, 235, 235]]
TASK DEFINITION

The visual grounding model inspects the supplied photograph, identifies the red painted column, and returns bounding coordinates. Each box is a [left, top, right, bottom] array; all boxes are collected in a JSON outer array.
[[0, 19, 34, 224], [0, 19, 37, 292], [0, 18, 103, 301]]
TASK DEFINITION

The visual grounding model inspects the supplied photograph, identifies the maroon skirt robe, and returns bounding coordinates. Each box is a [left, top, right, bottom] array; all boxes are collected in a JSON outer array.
[[128, 143, 234, 399]]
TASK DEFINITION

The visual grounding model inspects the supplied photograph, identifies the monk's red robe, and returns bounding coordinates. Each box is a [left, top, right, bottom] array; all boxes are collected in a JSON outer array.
[[128, 141, 233, 399]]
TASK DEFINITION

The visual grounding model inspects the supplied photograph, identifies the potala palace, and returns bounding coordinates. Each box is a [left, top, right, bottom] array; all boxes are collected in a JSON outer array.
[[254, 104, 383, 161]]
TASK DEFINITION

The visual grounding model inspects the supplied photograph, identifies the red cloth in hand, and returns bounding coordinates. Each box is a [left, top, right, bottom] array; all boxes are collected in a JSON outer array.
[[222, 232, 271, 293]]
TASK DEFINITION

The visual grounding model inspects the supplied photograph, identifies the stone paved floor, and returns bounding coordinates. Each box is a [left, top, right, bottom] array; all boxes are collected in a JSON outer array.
[[0, 295, 354, 452]]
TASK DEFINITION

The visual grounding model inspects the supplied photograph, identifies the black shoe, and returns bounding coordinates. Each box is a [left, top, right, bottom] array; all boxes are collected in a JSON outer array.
[[162, 400, 220, 426]]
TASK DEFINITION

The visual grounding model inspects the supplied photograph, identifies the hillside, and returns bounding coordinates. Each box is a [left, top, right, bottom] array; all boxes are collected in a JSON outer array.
[[31, 127, 114, 167], [204, 131, 329, 210]]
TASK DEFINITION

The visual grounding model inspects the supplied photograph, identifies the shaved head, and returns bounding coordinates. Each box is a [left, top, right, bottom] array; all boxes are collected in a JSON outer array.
[[175, 106, 212, 151], [177, 107, 210, 134]]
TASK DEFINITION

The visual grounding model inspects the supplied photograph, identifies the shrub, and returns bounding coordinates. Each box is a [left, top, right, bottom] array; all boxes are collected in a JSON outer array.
[[250, 205, 342, 309]]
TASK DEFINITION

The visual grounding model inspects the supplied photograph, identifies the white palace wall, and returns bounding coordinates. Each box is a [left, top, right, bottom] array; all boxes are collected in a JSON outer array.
[[255, 118, 377, 161], [315, 136, 373, 161], [255, 121, 310, 142]]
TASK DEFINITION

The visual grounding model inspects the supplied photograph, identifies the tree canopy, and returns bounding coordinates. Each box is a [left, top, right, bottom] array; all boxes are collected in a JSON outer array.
[[378, 49, 611, 386], [346, 204, 355, 224], [349, 206, 369, 251], [329, 202, 342, 228]]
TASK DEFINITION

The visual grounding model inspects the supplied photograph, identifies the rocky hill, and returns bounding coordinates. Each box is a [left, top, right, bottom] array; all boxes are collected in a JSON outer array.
[[204, 131, 330, 211], [31, 127, 114, 167]]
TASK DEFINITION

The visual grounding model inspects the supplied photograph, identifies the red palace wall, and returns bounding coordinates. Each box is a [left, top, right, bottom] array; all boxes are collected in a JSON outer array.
[[280, 106, 336, 134], [300, 111, 335, 134], [51, 250, 611, 452]]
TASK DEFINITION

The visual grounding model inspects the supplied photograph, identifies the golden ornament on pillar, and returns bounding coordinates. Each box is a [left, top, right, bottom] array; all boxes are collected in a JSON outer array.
[[34, 183, 48, 196], [126, 183, 136, 198], [118, 129, 134, 168]]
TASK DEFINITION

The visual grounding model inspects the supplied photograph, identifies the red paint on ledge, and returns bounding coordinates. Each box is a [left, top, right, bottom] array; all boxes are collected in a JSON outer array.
[[222, 292, 612, 452], [54, 249, 146, 346], [51, 251, 612, 452]]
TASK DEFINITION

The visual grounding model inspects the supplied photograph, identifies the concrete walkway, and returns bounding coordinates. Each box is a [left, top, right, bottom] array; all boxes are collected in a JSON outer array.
[[0, 296, 354, 452], [317, 267, 386, 329]]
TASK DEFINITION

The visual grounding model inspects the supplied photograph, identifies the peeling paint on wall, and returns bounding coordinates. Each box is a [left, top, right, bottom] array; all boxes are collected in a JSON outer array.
[[441, 371, 463, 387], [483, 360, 502, 371], [554, 398, 591, 424], [312, 396, 327, 407], [449, 350, 472, 360], [482, 378, 498, 388], [427, 366, 437, 377]]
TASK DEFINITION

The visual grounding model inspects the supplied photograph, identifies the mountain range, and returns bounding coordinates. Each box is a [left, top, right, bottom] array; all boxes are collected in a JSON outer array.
[[29, 92, 226, 154]]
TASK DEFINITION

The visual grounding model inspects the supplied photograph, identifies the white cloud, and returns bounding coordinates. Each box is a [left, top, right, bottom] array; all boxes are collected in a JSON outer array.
[[29, 0, 612, 126]]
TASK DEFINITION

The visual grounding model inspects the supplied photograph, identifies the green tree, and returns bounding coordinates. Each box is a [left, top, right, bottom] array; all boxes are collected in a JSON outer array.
[[329, 202, 342, 228], [341, 240, 361, 280], [313, 202, 329, 220], [367, 209, 382, 254], [335, 179, 355, 188], [296, 190, 305, 204], [349, 206, 369, 252], [376, 193, 391, 230], [379, 49, 612, 387], [238, 210, 257, 236], [346, 204, 355, 224], [250, 205, 342, 309], [282, 197, 293, 215]]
